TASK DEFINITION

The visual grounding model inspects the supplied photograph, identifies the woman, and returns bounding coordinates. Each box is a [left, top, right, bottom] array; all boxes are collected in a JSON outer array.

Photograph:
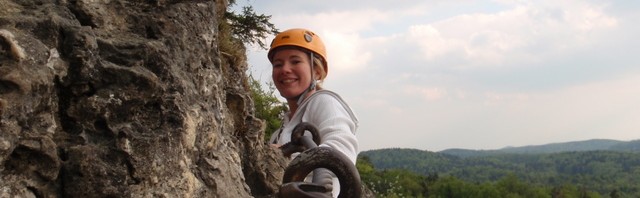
[[267, 28, 359, 164], [267, 29, 359, 196]]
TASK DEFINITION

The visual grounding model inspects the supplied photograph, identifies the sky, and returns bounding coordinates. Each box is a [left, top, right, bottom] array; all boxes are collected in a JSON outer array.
[[232, 0, 640, 152]]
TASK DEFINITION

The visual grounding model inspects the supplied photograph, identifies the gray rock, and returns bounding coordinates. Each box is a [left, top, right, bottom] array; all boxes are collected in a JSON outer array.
[[0, 0, 286, 197]]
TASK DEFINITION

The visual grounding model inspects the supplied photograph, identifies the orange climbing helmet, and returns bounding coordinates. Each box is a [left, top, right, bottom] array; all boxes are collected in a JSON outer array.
[[268, 28, 328, 74]]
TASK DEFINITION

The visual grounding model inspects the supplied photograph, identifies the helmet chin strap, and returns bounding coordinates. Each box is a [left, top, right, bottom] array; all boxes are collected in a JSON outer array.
[[296, 52, 317, 106]]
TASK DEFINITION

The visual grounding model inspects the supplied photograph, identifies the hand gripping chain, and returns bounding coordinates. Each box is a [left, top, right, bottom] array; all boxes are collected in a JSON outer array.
[[278, 122, 362, 198]]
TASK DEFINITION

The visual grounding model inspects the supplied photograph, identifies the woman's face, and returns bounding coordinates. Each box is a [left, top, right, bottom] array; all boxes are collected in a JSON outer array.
[[271, 48, 315, 99]]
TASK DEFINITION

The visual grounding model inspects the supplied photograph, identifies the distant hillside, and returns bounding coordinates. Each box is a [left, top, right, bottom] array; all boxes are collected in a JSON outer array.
[[440, 139, 640, 157], [359, 148, 459, 173], [359, 141, 640, 196], [609, 139, 640, 152], [437, 148, 504, 158], [499, 139, 625, 153]]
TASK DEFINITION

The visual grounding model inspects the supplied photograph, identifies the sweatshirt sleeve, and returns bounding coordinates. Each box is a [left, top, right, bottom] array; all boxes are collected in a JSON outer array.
[[303, 93, 359, 164]]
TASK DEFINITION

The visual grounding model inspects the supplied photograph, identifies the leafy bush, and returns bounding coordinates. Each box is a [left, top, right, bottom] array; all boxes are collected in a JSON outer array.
[[249, 75, 287, 141]]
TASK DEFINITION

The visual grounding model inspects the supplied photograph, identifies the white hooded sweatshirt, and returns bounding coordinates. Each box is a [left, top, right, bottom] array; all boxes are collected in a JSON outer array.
[[269, 89, 359, 163]]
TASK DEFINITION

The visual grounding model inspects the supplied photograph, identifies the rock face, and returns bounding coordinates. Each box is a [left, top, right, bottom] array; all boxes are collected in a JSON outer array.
[[0, 0, 286, 197]]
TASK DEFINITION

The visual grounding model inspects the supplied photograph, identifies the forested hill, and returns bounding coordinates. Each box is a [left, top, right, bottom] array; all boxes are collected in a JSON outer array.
[[440, 139, 640, 157], [358, 139, 640, 196]]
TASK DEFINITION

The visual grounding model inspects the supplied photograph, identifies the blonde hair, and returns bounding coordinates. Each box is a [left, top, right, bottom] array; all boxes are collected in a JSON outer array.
[[312, 54, 327, 89]]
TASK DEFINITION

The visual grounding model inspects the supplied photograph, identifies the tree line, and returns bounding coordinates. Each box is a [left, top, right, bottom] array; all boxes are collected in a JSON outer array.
[[358, 148, 640, 197]]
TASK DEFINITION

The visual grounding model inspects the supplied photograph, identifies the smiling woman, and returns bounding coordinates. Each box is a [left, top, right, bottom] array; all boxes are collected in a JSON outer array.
[[267, 28, 359, 197]]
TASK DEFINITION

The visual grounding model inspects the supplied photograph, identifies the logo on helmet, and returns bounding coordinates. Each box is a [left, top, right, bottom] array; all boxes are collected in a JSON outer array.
[[304, 31, 313, 43]]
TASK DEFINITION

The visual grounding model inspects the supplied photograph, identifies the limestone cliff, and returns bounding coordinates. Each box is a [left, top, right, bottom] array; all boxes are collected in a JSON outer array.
[[0, 0, 286, 197]]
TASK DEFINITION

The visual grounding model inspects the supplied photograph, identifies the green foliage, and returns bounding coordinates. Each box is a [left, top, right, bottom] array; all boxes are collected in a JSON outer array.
[[494, 174, 549, 197], [356, 159, 602, 198], [358, 149, 640, 197], [249, 75, 287, 141], [225, 1, 278, 49], [357, 156, 435, 197]]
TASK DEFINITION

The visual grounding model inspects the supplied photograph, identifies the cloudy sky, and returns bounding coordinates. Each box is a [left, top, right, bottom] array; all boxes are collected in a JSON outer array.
[[233, 0, 640, 152]]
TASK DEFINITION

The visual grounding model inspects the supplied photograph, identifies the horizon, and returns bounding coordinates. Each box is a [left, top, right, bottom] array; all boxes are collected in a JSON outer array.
[[234, 0, 640, 152], [360, 137, 640, 152]]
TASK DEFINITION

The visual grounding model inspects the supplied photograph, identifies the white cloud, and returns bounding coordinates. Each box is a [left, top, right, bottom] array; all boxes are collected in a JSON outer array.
[[269, 10, 390, 77], [483, 91, 532, 106], [322, 32, 372, 76], [356, 71, 640, 151], [406, 25, 461, 61], [472, 72, 640, 147], [272, 9, 391, 33], [401, 1, 618, 69], [404, 85, 448, 101]]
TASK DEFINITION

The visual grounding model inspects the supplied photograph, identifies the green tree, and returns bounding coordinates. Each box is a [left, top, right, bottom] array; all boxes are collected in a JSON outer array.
[[495, 174, 549, 198], [429, 176, 475, 198], [225, 0, 278, 48], [356, 156, 376, 177], [249, 75, 287, 141]]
